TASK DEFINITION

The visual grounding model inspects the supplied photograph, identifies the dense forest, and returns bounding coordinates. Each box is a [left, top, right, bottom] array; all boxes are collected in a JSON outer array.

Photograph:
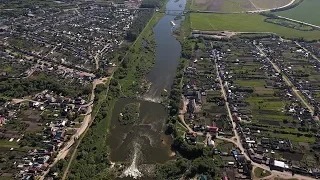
[[125, 9, 154, 42], [140, 0, 164, 8]]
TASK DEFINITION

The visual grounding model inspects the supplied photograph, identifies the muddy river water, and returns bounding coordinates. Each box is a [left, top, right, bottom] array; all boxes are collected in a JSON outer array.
[[107, 0, 186, 179]]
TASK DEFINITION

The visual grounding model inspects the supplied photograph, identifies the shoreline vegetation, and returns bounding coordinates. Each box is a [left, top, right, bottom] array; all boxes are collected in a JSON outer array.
[[118, 102, 140, 125]]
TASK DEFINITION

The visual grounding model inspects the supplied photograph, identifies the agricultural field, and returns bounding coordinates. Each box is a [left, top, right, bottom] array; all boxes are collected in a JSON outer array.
[[190, 0, 292, 12], [274, 0, 320, 26], [190, 13, 320, 41]]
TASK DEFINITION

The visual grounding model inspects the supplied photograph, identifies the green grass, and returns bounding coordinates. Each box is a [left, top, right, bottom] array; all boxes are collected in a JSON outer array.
[[190, 13, 320, 41], [235, 79, 265, 87], [247, 97, 285, 111], [176, 121, 188, 135], [254, 167, 271, 178], [2, 66, 13, 72], [269, 133, 315, 143], [215, 139, 235, 152], [0, 140, 20, 149], [274, 0, 320, 26]]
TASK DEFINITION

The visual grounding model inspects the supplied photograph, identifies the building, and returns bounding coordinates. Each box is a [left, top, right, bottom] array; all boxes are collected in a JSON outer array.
[[270, 159, 289, 171], [206, 126, 219, 133]]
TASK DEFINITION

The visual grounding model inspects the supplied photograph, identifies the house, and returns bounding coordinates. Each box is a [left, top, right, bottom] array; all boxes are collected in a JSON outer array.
[[186, 132, 197, 145], [206, 126, 218, 133], [261, 137, 269, 145], [196, 91, 202, 104], [270, 159, 289, 171], [236, 154, 246, 165], [0, 117, 7, 125], [54, 131, 65, 141], [232, 150, 238, 158], [187, 99, 196, 114], [207, 136, 215, 147], [311, 168, 320, 177]]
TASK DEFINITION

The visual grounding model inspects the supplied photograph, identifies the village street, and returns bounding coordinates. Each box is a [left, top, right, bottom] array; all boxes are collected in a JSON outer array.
[[211, 42, 317, 180], [255, 44, 314, 114]]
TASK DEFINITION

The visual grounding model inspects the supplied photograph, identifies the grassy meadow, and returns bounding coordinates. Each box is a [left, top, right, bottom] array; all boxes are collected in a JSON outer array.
[[274, 0, 320, 26], [190, 13, 320, 41]]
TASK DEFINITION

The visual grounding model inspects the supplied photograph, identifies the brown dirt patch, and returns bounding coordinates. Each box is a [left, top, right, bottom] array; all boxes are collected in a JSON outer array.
[[22, 109, 42, 122], [206, 0, 223, 11], [22, 121, 42, 132]]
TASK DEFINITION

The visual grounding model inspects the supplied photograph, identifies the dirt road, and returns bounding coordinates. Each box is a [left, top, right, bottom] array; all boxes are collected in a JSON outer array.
[[247, 0, 295, 13], [39, 78, 107, 180]]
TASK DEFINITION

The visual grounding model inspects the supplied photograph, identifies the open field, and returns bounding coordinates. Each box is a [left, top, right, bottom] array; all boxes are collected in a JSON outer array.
[[274, 0, 320, 26], [190, 13, 320, 41], [190, 0, 292, 12]]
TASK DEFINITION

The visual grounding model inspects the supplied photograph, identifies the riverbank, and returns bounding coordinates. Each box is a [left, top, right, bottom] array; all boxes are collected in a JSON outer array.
[[61, 9, 166, 179], [64, 0, 189, 178], [116, 12, 165, 97]]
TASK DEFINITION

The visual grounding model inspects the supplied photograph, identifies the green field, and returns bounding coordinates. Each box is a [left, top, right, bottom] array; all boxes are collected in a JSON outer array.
[[274, 0, 320, 26], [254, 167, 271, 178], [190, 13, 320, 40], [190, 0, 292, 12]]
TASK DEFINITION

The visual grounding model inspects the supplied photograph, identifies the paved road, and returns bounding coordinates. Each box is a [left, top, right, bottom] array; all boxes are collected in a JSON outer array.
[[255, 44, 314, 114]]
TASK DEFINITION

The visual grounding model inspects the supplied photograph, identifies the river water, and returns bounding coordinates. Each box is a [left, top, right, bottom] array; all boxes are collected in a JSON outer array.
[[107, 0, 186, 179]]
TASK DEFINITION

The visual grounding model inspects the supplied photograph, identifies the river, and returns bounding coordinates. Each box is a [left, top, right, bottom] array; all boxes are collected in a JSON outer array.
[[107, 0, 186, 179]]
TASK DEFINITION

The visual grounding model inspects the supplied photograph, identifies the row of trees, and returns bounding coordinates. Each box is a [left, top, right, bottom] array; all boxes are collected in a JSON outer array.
[[140, 0, 165, 8]]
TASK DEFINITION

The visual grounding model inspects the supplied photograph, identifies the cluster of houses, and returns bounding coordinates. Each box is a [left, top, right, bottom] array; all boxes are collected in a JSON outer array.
[[258, 40, 320, 116], [1, 2, 139, 74], [181, 38, 320, 179], [0, 89, 88, 179], [216, 39, 320, 178], [31, 90, 89, 115]]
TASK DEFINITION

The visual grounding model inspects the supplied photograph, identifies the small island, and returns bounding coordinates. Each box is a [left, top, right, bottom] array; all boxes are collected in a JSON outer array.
[[118, 102, 140, 125]]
